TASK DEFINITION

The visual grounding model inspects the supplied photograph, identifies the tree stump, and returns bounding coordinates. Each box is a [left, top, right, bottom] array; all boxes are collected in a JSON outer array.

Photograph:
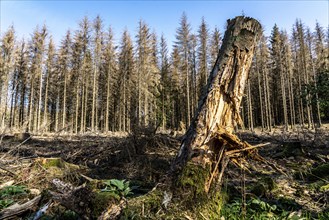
[[172, 16, 262, 194], [14, 132, 31, 142]]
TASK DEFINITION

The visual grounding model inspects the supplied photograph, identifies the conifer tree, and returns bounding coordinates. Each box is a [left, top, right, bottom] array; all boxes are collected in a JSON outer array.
[[117, 29, 134, 131], [0, 26, 15, 129], [103, 27, 117, 132], [91, 15, 104, 132], [55, 31, 71, 131], [170, 47, 183, 129], [27, 25, 47, 132], [209, 27, 221, 67], [43, 37, 56, 131], [14, 40, 28, 129], [293, 20, 313, 128], [136, 20, 151, 127], [72, 16, 91, 133], [175, 12, 192, 127], [159, 34, 170, 129], [197, 17, 209, 98], [281, 31, 296, 129]]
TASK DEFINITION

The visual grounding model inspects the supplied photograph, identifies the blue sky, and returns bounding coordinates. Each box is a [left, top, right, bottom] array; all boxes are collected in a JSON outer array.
[[1, 0, 328, 50]]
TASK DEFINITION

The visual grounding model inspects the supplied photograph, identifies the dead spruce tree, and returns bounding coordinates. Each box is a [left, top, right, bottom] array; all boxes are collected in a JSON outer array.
[[172, 16, 262, 195]]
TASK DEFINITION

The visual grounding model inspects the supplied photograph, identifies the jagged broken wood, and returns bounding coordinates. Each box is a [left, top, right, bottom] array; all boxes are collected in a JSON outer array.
[[0, 195, 41, 220], [172, 16, 262, 193]]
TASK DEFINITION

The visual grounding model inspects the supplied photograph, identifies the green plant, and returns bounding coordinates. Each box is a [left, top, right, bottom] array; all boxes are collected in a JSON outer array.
[[249, 198, 277, 212], [101, 179, 135, 198], [0, 185, 28, 198], [220, 198, 302, 220], [318, 210, 329, 220], [0, 185, 29, 211], [0, 199, 14, 209], [220, 200, 242, 220]]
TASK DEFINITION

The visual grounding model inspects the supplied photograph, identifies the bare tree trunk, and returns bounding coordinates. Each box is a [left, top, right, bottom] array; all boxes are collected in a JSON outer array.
[[263, 69, 269, 130], [105, 70, 111, 132], [37, 71, 43, 131], [286, 57, 295, 130], [92, 67, 96, 132], [28, 81, 34, 132], [162, 90, 165, 130], [55, 92, 60, 132], [83, 77, 89, 132], [308, 46, 321, 127], [19, 82, 26, 129], [62, 72, 67, 129], [172, 17, 262, 187], [186, 58, 191, 128], [80, 78, 85, 133], [280, 62, 288, 131], [43, 71, 49, 132], [297, 70, 304, 125], [138, 70, 141, 127], [9, 73, 18, 128], [257, 68, 264, 130], [74, 81, 79, 134], [265, 68, 272, 132], [247, 79, 254, 131], [123, 75, 126, 131], [12, 81, 20, 129]]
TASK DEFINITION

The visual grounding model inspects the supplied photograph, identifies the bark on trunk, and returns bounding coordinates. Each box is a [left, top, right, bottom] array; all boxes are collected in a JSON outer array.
[[172, 16, 262, 191]]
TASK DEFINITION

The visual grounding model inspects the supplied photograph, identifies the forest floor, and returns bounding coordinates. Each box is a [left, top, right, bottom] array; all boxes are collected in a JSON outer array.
[[0, 125, 329, 219]]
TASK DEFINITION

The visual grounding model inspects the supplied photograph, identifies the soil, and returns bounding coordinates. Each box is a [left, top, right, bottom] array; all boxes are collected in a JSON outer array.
[[0, 126, 328, 219]]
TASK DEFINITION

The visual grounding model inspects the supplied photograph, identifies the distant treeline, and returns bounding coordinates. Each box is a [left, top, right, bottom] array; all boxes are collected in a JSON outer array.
[[0, 14, 328, 133]]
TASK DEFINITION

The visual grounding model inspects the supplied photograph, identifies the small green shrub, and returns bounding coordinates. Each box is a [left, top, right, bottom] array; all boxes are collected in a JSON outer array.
[[0, 185, 28, 198], [101, 179, 136, 198], [318, 210, 329, 220], [220, 198, 296, 219], [0, 199, 14, 209], [0, 185, 29, 210]]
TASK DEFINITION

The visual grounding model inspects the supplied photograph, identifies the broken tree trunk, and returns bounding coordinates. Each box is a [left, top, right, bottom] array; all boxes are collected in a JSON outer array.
[[172, 16, 262, 194]]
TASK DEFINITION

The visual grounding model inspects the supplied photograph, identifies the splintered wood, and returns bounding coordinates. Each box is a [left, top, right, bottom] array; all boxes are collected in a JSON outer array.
[[172, 16, 263, 192]]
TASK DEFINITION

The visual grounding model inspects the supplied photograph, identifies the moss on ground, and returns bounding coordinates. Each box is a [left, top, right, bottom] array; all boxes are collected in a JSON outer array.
[[250, 176, 277, 197], [120, 190, 163, 219], [320, 183, 329, 192], [91, 191, 120, 217], [39, 158, 65, 169], [120, 162, 228, 219], [309, 163, 329, 180]]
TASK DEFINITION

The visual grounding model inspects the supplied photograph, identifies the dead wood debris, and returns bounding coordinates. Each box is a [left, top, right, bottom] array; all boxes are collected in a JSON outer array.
[[204, 130, 270, 193], [98, 199, 127, 220], [0, 195, 41, 220], [49, 179, 94, 219], [49, 178, 127, 220]]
